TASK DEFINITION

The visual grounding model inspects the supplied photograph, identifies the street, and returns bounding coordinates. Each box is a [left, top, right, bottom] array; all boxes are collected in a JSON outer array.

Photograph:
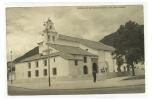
[[8, 85, 145, 95]]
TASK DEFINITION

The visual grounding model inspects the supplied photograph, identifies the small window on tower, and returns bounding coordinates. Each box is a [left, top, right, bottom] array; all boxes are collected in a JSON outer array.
[[48, 35, 50, 40], [50, 25, 52, 29], [52, 36, 55, 42]]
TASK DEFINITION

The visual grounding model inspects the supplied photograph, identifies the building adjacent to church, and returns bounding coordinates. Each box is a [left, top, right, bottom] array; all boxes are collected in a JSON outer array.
[[12, 19, 118, 84]]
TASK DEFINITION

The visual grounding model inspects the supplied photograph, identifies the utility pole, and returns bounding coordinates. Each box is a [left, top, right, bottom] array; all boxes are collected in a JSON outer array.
[[10, 50, 13, 84], [43, 18, 52, 87], [112, 59, 115, 72], [43, 18, 57, 87], [47, 32, 51, 87]]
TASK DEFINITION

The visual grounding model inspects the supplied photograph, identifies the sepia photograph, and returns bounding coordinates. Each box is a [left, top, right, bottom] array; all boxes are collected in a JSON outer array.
[[6, 5, 145, 95]]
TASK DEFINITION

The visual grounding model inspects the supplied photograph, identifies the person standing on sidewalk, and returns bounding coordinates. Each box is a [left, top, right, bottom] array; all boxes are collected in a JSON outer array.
[[92, 63, 97, 83]]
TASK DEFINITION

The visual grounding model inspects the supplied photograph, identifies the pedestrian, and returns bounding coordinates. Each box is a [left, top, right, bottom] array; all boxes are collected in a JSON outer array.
[[92, 63, 97, 83]]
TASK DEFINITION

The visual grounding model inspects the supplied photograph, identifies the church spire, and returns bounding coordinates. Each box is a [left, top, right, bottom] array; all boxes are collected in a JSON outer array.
[[42, 18, 58, 44], [43, 18, 56, 33]]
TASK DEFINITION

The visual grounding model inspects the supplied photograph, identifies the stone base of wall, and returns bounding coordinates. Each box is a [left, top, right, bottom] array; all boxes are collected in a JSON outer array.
[[8, 72, 132, 89], [12, 77, 48, 84], [11, 72, 130, 84]]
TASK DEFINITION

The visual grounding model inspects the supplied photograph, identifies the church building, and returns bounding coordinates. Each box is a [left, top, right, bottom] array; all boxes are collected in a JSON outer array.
[[12, 19, 117, 84]]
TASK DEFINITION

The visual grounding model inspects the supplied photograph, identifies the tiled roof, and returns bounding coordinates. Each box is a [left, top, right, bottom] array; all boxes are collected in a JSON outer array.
[[19, 44, 97, 62], [37, 34, 115, 51], [20, 51, 87, 62], [50, 44, 96, 56], [14, 46, 39, 63], [58, 34, 115, 51], [15, 34, 113, 63]]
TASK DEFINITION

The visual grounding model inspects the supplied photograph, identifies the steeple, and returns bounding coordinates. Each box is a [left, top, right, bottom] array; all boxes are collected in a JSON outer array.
[[42, 18, 58, 44], [43, 18, 56, 33]]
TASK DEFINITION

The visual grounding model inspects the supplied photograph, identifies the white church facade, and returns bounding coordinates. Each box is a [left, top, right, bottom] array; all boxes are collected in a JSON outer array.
[[13, 19, 118, 84]]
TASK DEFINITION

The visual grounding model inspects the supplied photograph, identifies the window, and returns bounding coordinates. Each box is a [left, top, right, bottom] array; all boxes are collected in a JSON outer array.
[[54, 58, 55, 62], [83, 65, 88, 74], [43, 69, 47, 76], [53, 68, 57, 75], [52, 36, 55, 42], [44, 59, 47, 66], [50, 25, 52, 29], [28, 71, 31, 78], [48, 35, 50, 40], [84, 56, 87, 63], [35, 70, 39, 77], [75, 60, 78, 66], [35, 61, 39, 68], [28, 62, 31, 69], [12, 67, 15, 71]]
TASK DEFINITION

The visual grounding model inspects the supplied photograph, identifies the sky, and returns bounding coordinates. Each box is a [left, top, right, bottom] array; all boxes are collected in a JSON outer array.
[[6, 5, 144, 61]]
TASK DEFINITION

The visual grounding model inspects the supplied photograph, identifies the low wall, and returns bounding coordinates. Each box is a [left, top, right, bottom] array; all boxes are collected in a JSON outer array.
[[12, 77, 48, 84], [135, 69, 145, 75], [9, 72, 131, 85]]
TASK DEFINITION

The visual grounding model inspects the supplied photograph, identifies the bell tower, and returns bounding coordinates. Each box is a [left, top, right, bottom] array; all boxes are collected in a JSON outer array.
[[42, 18, 58, 44]]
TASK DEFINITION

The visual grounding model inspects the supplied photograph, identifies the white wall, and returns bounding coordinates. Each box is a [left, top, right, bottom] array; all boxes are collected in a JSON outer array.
[[49, 56, 69, 77], [15, 56, 69, 81], [97, 50, 106, 70], [68, 55, 93, 76], [78, 44, 117, 73], [97, 50, 117, 73], [38, 43, 43, 54], [104, 51, 116, 72], [15, 62, 28, 80]]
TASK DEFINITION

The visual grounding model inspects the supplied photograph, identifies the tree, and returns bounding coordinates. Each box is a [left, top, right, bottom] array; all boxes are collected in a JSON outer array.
[[101, 21, 144, 76], [116, 55, 124, 72]]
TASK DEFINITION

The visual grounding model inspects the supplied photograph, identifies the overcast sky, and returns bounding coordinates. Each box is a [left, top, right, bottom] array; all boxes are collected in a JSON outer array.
[[6, 5, 144, 61]]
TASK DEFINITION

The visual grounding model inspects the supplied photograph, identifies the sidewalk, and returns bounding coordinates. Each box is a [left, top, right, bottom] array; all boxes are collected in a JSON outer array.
[[8, 76, 145, 90]]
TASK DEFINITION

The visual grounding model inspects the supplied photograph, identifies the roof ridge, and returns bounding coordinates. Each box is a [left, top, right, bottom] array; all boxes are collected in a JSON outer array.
[[59, 34, 101, 43], [51, 43, 80, 48], [59, 34, 114, 47], [38, 34, 114, 50]]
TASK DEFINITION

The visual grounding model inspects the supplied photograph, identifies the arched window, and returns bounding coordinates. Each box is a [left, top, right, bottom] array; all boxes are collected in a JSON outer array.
[[83, 65, 88, 74]]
